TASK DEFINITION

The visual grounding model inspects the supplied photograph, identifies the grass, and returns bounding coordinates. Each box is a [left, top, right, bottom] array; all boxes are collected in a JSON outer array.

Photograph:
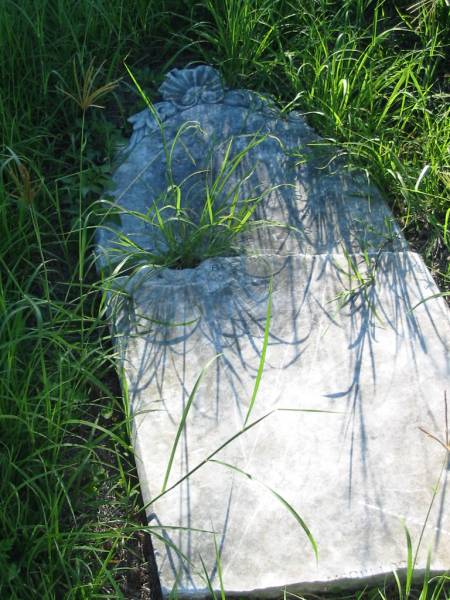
[[0, 0, 449, 597], [102, 66, 285, 273], [99, 122, 274, 273]]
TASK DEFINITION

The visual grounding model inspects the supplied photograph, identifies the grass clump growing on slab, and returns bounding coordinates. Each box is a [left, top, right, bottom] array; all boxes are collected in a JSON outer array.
[[100, 67, 279, 274], [101, 127, 275, 273]]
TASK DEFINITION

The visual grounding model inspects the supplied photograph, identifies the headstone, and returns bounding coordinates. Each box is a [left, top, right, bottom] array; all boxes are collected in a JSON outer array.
[[98, 66, 450, 597]]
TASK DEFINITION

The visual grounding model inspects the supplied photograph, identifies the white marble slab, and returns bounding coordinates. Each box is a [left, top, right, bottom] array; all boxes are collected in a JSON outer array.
[[100, 66, 450, 596], [114, 251, 449, 596]]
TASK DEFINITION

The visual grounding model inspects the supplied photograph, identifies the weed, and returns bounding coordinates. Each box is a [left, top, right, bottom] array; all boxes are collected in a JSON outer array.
[[98, 77, 281, 273]]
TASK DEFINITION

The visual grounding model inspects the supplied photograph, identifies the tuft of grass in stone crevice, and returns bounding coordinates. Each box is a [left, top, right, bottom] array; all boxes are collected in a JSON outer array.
[[101, 66, 289, 275], [98, 119, 277, 274]]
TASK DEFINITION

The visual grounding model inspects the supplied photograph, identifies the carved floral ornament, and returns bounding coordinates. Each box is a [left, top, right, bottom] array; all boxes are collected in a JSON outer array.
[[126, 65, 279, 152], [159, 65, 224, 108]]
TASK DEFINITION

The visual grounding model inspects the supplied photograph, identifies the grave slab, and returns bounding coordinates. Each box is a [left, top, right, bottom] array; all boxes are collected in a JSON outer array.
[[99, 66, 450, 597]]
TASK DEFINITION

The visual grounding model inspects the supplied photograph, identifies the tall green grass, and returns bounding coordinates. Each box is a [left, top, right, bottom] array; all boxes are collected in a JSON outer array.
[[0, 2, 175, 597], [0, 0, 449, 597], [192, 0, 449, 282]]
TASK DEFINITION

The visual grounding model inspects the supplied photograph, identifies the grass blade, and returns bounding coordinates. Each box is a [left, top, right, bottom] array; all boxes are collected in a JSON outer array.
[[161, 354, 221, 492], [244, 277, 272, 426], [405, 525, 413, 597], [210, 459, 318, 563]]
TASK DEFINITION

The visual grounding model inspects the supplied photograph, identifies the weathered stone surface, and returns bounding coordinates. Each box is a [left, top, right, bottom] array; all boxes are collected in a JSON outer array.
[[117, 251, 449, 596], [99, 66, 450, 596]]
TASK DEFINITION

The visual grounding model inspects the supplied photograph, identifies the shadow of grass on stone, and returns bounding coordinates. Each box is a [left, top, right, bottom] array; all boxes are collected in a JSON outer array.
[[96, 116, 292, 277]]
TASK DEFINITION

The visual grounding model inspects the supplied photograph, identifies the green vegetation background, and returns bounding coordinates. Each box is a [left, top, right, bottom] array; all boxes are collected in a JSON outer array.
[[0, 0, 448, 598]]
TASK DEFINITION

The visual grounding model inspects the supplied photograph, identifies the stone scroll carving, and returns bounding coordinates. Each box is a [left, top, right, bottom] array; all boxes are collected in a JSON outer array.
[[126, 65, 279, 153]]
